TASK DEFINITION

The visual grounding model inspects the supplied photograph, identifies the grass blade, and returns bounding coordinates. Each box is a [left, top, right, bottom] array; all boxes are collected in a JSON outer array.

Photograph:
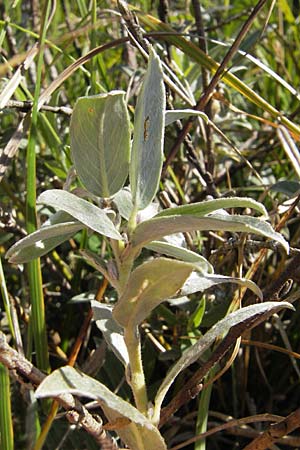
[[0, 364, 14, 450], [25, 1, 52, 372]]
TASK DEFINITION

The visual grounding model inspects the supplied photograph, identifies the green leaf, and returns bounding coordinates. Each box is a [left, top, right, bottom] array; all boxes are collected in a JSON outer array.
[[70, 91, 130, 197], [130, 47, 166, 211], [0, 363, 14, 450], [35, 365, 146, 422], [113, 188, 133, 220], [35, 366, 167, 450], [178, 272, 262, 300], [91, 301, 129, 366], [79, 249, 119, 290], [270, 180, 300, 197], [37, 189, 122, 240], [153, 301, 294, 424], [131, 213, 289, 252], [156, 197, 268, 218], [44, 161, 67, 179], [189, 297, 206, 329], [113, 258, 195, 328], [6, 216, 84, 264], [145, 240, 213, 273], [165, 109, 209, 126], [113, 189, 159, 223]]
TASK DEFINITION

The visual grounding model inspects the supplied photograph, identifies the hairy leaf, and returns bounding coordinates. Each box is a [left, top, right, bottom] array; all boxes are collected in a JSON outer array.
[[37, 189, 122, 240], [178, 272, 262, 299], [153, 301, 293, 424], [70, 91, 130, 197], [113, 258, 195, 328], [6, 211, 84, 263], [146, 240, 213, 274], [35, 366, 167, 450], [113, 188, 133, 220], [165, 109, 209, 126], [130, 47, 166, 211], [131, 213, 288, 252], [92, 301, 129, 366], [156, 197, 268, 218]]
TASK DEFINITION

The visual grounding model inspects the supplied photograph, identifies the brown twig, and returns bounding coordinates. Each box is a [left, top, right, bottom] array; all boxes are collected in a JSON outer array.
[[0, 331, 119, 449], [241, 338, 300, 360], [118, 0, 149, 53], [242, 408, 300, 450], [3, 99, 72, 115], [168, 413, 300, 450]]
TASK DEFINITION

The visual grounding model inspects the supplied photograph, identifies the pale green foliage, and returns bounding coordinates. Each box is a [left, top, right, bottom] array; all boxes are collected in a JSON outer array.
[[155, 197, 268, 218], [113, 258, 196, 328], [35, 366, 167, 450], [70, 91, 130, 198], [6, 221, 83, 264], [165, 109, 209, 126], [131, 213, 288, 251], [37, 189, 122, 239], [146, 240, 214, 271], [6, 45, 290, 450], [152, 301, 293, 424], [92, 302, 129, 366], [130, 48, 166, 212]]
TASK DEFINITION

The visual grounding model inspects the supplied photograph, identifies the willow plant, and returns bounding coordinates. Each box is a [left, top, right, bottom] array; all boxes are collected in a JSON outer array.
[[6, 48, 291, 449]]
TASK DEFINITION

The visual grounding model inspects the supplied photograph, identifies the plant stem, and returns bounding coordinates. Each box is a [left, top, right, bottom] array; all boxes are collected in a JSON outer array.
[[0, 364, 14, 450], [90, 0, 97, 94], [194, 369, 216, 450], [117, 236, 148, 415], [33, 401, 58, 450], [124, 326, 148, 416], [0, 258, 15, 341], [118, 247, 138, 292], [26, 0, 52, 372], [127, 206, 138, 237]]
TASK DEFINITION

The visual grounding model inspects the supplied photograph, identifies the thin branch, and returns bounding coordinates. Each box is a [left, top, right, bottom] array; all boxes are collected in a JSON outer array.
[[0, 331, 119, 449], [242, 408, 300, 450], [168, 413, 300, 450], [3, 100, 72, 115]]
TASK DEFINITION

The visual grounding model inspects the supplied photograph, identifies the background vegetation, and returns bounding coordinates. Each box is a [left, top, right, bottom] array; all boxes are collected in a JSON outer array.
[[1, 0, 300, 449]]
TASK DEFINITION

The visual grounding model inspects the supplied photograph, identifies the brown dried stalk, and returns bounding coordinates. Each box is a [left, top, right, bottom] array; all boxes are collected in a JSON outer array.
[[242, 408, 300, 450]]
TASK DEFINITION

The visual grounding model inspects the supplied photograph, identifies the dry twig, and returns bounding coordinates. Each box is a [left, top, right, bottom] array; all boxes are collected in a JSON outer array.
[[0, 331, 119, 449], [242, 408, 300, 450]]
